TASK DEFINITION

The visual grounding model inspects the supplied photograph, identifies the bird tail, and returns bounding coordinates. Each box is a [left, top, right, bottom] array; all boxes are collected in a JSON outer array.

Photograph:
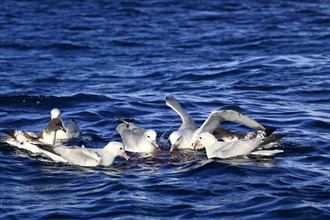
[[1, 130, 22, 144], [0, 135, 14, 142], [259, 133, 285, 147], [264, 127, 277, 136], [2, 130, 17, 139]]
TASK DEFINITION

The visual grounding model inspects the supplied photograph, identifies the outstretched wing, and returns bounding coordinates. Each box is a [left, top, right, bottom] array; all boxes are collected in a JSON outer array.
[[166, 96, 196, 130], [199, 110, 265, 133], [66, 119, 80, 138]]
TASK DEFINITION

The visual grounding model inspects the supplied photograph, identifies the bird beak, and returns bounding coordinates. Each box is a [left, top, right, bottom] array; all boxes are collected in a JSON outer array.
[[192, 141, 200, 150], [121, 152, 129, 160], [152, 141, 159, 148], [61, 126, 66, 133], [169, 144, 176, 154]]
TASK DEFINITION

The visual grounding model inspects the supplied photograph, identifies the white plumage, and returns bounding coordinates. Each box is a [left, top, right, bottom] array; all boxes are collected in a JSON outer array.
[[115, 117, 159, 153], [193, 132, 284, 159], [39, 142, 129, 167], [166, 96, 268, 152], [50, 108, 80, 140]]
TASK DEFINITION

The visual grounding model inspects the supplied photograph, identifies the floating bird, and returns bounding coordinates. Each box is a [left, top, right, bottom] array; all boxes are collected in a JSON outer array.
[[1, 118, 68, 162], [166, 96, 273, 152], [50, 108, 80, 140], [2, 118, 66, 146], [193, 132, 284, 159], [115, 117, 159, 153], [37, 141, 129, 167]]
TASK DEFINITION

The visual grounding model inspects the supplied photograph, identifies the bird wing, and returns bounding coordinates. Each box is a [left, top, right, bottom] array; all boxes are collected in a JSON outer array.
[[116, 123, 128, 136], [65, 120, 80, 138], [34, 142, 59, 154], [199, 110, 265, 133], [2, 130, 40, 144], [54, 146, 100, 166], [213, 138, 262, 158], [115, 116, 140, 135], [120, 128, 144, 152], [131, 127, 145, 134], [116, 122, 144, 136], [25, 131, 41, 139], [114, 116, 130, 125], [80, 147, 100, 161], [166, 96, 196, 130]]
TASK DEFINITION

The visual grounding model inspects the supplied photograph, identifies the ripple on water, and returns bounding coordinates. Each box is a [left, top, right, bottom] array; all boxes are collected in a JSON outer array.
[[1, 0, 330, 219]]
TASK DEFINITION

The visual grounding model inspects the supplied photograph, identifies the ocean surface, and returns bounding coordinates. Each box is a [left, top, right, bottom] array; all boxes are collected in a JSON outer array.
[[0, 0, 329, 219]]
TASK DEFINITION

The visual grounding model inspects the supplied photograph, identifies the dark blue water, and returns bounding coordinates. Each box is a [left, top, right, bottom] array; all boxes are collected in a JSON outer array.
[[1, 0, 329, 219]]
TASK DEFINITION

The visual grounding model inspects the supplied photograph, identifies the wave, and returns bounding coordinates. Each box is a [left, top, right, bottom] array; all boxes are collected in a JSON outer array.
[[42, 43, 91, 51]]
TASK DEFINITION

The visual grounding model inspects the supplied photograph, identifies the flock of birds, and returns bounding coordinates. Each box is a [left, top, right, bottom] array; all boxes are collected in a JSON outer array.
[[1, 96, 285, 167]]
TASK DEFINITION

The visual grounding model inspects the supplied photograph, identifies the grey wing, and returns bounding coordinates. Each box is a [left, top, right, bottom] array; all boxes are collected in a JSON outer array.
[[120, 129, 140, 150], [199, 110, 265, 133], [55, 147, 100, 165], [80, 147, 100, 161], [116, 120, 139, 136], [25, 131, 41, 139], [132, 127, 145, 134], [34, 142, 60, 155], [2, 130, 40, 143], [66, 120, 80, 137], [166, 96, 196, 130], [116, 123, 127, 136]]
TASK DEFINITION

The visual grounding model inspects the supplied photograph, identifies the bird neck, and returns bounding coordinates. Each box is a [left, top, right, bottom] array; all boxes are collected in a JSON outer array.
[[138, 137, 154, 152], [98, 149, 116, 166], [203, 139, 218, 158], [179, 129, 195, 149]]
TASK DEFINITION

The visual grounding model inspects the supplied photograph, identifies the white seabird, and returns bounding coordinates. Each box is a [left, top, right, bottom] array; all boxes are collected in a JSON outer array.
[[1, 118, 68, 162], [50, 108, 80, 140], [115, 117, 159, 153], [166, 96, 273, 152], [37, 141, 129, 167], [193, 132, 284, 159]]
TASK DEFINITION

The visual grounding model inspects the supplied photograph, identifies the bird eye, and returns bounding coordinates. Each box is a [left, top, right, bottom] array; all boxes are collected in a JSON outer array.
[[199, 137, 202, 139], [147, 135, 150, 138], [120, 147, 123, 150]]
